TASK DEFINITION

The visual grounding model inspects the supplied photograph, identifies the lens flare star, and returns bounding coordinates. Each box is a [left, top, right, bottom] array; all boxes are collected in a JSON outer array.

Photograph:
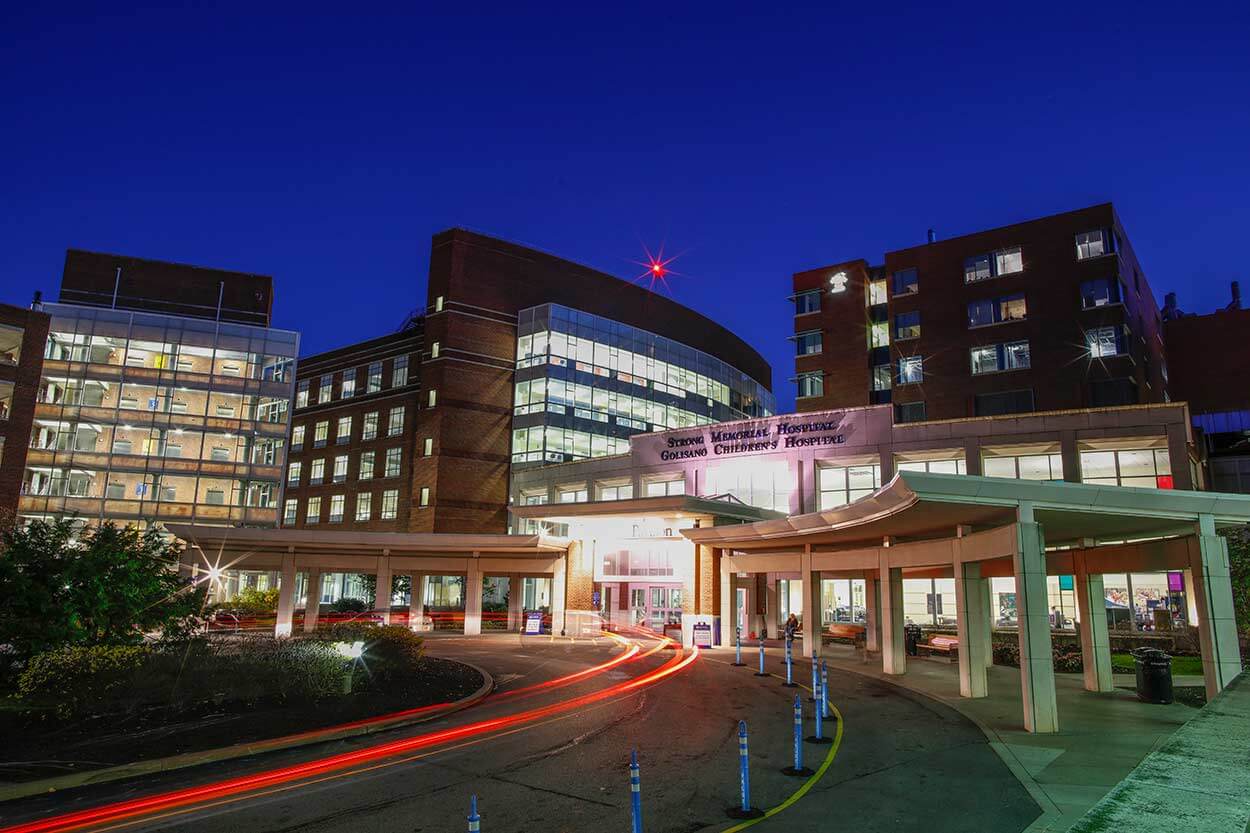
[[632, 243, 682, 294]]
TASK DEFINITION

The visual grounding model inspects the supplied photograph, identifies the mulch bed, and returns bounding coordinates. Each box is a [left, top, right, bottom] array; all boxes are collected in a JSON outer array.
[[0, 656, 483, 784]]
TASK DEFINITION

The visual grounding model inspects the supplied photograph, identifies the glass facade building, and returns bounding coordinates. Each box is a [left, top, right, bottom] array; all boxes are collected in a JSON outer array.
[[19, 302, 298, 530], [511, 304, 775, 465]]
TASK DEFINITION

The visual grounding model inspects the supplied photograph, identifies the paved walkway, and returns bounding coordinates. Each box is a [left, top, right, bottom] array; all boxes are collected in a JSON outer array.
[[817, 643, 1200, 832]]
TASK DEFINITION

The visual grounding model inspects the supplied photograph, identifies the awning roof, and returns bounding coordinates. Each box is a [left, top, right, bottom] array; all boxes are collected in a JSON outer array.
[[509, 494, 787, 524], [165, 524, 571, 556], [682, 471, 1250, 553]]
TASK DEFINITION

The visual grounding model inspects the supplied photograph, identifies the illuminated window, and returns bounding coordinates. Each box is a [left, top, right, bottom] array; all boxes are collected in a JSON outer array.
[[381, 489, 398, 519], [897, 356, 923, 385], [423, 437, 433, 456], [644, 477, 685, 497], [964, 247, 1022, 283], [309, 459, 325, 485], [1087, 326, 1124, 358], [333, 455, 348, 483], [306, 496, 321, 524], [430, 342, 440, 359], [359, 450, 375, 480], [794, 331, 822, 356], [872, 364, 892, 392], [392, 355, 408, 387], [295, 380, 309, 409], [434, 295, 444, 312], [983, 449, 1063, 480], [1080, 447, 1172, 489], [388, 406, 404, 436], [558, 485, 588, 503], [318, 374, 332, 404], [818, 463, 880, 509], [283, 499, 297, 524], [287, 462, 301, 485], [385, 447, 401, 477], [597, 482, 633, 501], [869, 321, 890, 349], [313, 421, 328, 447], [971, 340, 1030, 375], [796, 372, 823, 399], [1080, 278, 1121, 309], [355, 492, 372, 521], [867, 278, 888, 305], [329, 495, 345, 523], [362, 411, 378, 440], [291, 424, 305, 449], [367, 362, 382, 393], [427, 389, 437, 408], [1075, 230, 1108, 260], [341, 368, 356, 398], [896, 457, 967, 475], [968, 293, 1027, 327], [419, 486, 431, 507], [337, 416, 352, 443], [894, 311, 920, 340]]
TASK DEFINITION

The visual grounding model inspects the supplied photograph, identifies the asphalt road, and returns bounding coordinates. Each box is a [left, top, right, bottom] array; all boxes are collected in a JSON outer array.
[[0, 635, 1040, 833]]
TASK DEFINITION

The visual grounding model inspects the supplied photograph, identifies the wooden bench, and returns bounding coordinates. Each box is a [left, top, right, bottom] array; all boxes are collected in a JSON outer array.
[[918, 634, 959, 662], [826, 623, 867, 646]]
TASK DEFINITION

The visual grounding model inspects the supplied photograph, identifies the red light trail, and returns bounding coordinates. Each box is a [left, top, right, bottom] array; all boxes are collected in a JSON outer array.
[[2, 640, 697, 833]]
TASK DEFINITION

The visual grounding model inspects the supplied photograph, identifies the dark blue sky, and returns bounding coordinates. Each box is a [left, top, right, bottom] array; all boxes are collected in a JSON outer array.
[[3, 3, 1247, 411]]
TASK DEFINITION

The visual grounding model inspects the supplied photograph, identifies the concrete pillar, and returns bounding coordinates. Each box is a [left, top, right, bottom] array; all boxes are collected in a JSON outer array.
[[374, 554, 392, 625], [880, 558, 906, 675], [551, 556, 567, 636], [303, 568, 323, 633], [1182, 568, 1200, 626], [508, 573, 524, 631], [1059, 431, 1080, 483], [802, 545, 822, 658], [979, 578, 994, 668], [1015, 506, 1058, 733], [963, 437, 982, 476], [464, 558, 483, 636], [1191, 515, 1243, 698], [719, 551, 735, 647], [864, 577, 881, 652], [955, 560, 989, 698], [764, 574, 779, 640], [410, 573, 428, 630], [274, 549, 296, 638], [1074, 553, 1113, 692]]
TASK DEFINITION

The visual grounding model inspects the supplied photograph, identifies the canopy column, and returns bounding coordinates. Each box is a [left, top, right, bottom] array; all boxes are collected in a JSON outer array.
[[864, 577, 881, 653], [880, 557, 906, 676], [507, 573, 524, 631], [979, 578, 994, 668], [802, 545, 822, 658], [1015, 506, 1058, 733], [1192, 514, 1243, 698], [955, 559, 989, 698], [303, 567, 323, 633], [374, 553, 392, 625], [764, 574, 779, 640], [464, 558, 483, 636], [1074, 550, 1113, 692], [551, 554, 567, 636], [274, 548, 297, 638], [719, 549, 734, 647]]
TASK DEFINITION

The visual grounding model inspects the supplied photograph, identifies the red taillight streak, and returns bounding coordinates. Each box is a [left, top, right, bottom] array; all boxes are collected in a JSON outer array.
[[3, 646, 697, 833]]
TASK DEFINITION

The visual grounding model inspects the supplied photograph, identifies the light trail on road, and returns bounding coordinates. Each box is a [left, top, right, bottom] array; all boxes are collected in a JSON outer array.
[[1, 640, 697, 833]]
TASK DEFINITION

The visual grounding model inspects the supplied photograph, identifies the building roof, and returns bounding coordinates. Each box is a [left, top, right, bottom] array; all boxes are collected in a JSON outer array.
[[682, 471, 1250, 553]]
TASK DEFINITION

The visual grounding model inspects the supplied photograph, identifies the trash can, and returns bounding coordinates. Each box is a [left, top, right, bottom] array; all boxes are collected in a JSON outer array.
[[1131, 648, 1173, 704], [904, 623, 922, 657]]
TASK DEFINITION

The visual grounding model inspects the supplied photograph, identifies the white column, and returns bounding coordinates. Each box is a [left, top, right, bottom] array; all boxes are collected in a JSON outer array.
[[275, 549, 296, 638], [551, 556, 567, 636], [1182, 568, 1200, 626], [980, 578, 994, 668], [303, 568, 323, 633], [1074, 552, 1113, 692], [764, 574, 779, 641], [864, 577, 881, 652], [508, 573, 524, 631], [464, 557, 483, 636], [719, 550, 735, 647], [1015, 505, 1058, 733], [1192, 515, 1243, 698], [802, 545, 822, 658], [955, 560, 988, 698], [880, 557, 906, 675], [374, 554, 393, 625]]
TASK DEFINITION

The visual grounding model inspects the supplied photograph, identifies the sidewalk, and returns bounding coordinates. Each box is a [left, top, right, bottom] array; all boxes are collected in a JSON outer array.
[[817, 643, 1199, 832]]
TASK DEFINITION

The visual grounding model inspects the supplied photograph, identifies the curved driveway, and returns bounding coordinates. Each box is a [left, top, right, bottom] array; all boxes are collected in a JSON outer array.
[[0, 635, 1039, 833]]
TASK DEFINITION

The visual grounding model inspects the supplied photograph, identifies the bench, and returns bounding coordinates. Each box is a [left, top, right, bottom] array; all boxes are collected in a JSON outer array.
[[918, 634, 959, 662], [826, 623, 867, 646]]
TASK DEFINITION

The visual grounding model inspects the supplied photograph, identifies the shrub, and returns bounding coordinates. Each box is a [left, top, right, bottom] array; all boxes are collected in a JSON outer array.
[[309, 623, 424, 684], [17, 645, 149, 719], [331, 597, 369, 614], [228, 587, 281, 615]]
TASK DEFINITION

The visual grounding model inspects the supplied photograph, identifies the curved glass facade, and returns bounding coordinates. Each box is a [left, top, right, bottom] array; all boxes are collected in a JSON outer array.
[[511, 304, 774, 465]]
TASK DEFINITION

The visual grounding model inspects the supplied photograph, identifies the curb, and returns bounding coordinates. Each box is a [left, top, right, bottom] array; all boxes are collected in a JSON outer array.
[[0, 659, 495, 804]]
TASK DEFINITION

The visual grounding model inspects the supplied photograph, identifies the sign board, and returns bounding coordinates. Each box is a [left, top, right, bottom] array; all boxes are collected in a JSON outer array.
[[692, 621, 713, 649], [523, 611, 544, 635], [631, 410, 870, 467]]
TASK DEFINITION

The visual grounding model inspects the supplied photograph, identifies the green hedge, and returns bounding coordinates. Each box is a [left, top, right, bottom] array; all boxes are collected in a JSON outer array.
[[16, 638, 346, 722], [307, 624, 425, 685]]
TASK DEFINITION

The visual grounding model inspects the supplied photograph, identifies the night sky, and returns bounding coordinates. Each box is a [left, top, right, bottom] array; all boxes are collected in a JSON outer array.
[[3, 4, 1247, 412]]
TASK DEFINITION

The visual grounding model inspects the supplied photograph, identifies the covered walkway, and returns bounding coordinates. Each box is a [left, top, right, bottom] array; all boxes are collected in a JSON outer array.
[[685, 471, 1249, 733], [168, 525, 572, 637]]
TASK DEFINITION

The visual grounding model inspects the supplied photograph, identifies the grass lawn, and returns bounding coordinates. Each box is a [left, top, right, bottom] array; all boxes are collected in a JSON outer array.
[[1111, 653, 1204, 675]]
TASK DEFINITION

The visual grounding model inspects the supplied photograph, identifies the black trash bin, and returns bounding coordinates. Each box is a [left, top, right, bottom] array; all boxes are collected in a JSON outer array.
[[904, 623, 922, 657], [1131, 648, 1173, 704]]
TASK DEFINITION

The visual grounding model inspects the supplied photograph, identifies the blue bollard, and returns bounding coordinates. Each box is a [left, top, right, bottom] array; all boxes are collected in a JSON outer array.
[[809, 652, 818, 702], [754, 639, 767, 676], [467, 794, 480, 833], [782, 638, 797, 687], [821, 660, 831, 719], [782, 694, 812, 775], [725, 720, 763, 818], [629, 749, 643, 833], [733, 632, 745, 666]]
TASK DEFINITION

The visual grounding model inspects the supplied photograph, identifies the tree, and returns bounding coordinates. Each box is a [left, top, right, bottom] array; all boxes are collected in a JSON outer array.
[[1224, 527, 1250, 637], [0, 520, 206, 660]]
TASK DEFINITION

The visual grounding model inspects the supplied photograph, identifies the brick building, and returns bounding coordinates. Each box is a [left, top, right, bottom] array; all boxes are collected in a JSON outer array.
[[0, 303, 51, 527], [1163, 282, 1250, 492], [791, 204, 1168, 422], [281, 326, 423, 532]]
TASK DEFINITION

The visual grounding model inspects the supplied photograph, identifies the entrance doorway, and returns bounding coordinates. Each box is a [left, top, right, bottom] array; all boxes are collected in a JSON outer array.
[[735, 587, 748, 636], [629, 584, 684, 632]]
